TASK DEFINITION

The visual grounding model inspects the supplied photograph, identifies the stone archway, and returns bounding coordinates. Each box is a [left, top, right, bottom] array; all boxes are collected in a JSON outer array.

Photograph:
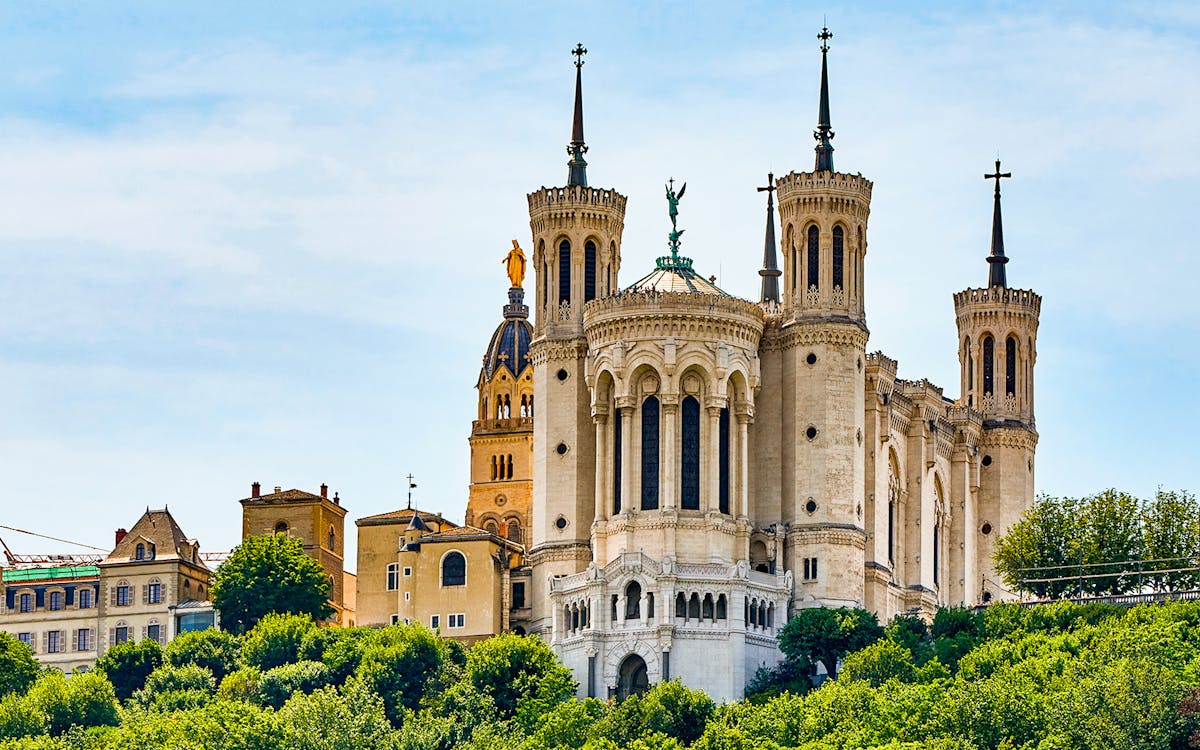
[[617, 653, 649, 700]]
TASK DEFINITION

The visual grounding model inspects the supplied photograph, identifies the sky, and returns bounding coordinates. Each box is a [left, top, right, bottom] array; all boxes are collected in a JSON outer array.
[[1, 2, 1198, 570]]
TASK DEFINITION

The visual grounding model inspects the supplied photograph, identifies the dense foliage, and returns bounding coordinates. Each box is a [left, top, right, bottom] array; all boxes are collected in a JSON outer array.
[[9, 600, 1200, 748], [995, 489, 1200, 598], [210, 534, 335, 633]]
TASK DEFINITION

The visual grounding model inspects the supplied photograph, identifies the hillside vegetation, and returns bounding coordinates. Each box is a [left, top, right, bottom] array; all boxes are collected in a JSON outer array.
[[4, 601, 1200, 749]]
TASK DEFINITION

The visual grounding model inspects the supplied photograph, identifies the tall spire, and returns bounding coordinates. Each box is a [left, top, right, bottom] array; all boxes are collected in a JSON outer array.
[[814, 26, 835, 173], [567, 43, 589, 187], [984, 159, 1012, 288], [757, 173, 781, 304]]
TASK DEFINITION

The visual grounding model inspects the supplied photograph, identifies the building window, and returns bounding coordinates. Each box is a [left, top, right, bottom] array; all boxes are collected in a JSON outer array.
[[803, 557, 819, 581], [49, 591, 63, 611], [506, 520, 522, 544], [18, 593, 31, 613], [718, 406, 731, 514], [641, 396, 660, 510], [430, 615, 440, 630], [146, 580, 162, 605], [1006, 336, 1017, 397], [512, 582, 526, 609], [613, 408, 622, 514], [448, 614, 465, 628], [390, 614, 400, 625], [78, 588, 93, 609], [584, 241, 597, 302], [933, 525, 941, 587], [75, 628, 93, 651], [832, 226, 844, 289], [558, 240, 571, 304], [328, 527, 336, 552], [18, 633, 33, 648], [716, 594, 728, 620], [135, 543, 146, 560], [114, 624, 130, 645], [386, 563, 399, 591], [625, 581, 642, 620], [47, 631, 62, 653], [115, 582, 131, 607], [274, 521, 288, 534], [675, 592, 686, 618], [887, 497, 896, 565], [982, 335, 995, 396], [807, 225, 820, 290], [441, 551, 467, 587], [404, 592, 410, 602], [403, 567, 412, 577], [680, 395, 700, 510], [147, 621, 163, 645]]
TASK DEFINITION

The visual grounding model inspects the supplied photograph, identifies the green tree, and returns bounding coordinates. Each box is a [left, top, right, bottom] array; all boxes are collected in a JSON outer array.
[[0, 692, 46, 741], [0, 632, 39, 698], [255, 661, 331, 710], [1142, 489, 1200, 591], [839, 640, 918, 686], [1083, 489, 1144, 595], [95, 637, 163, 701], [777, 607, 883, 679], [240, 612, 316, 670], [638, 680, 715, 746], [133, 664, 216, 710], [462, 633, 575, 726], [211, 534, 334, 633], [23, 670, 118, 736], [163, 628, 241, 682], [994, 494, 1078, 598], [276, 681, 396, 750], [357, 625, 450, 726]]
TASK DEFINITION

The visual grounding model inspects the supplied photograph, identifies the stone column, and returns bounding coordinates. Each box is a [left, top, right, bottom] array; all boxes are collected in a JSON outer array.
[[594, 411, 609, 522], [737, 414, 751, 518], [618, 400, 635, 514], [661, 396, 679, 509], [706, 405, 722, 513]]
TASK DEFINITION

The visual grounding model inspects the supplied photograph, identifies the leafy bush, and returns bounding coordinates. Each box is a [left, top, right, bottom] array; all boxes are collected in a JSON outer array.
[[217, 666, 263, 702], [256, 660, 331, 709], [95, 637, 163, 701], [241, 612, 315, 670], [462, 633, 575, 727], [164, 628, 241, 682], [133, 664, 216, 710], [22, 671, 118, 736], [840, 640, 918, 686], [0, 633, 40, 699]]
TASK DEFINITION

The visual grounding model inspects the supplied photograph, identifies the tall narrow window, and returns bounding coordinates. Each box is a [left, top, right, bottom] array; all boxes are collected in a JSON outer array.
[[507, 454, 514, 479], [807, 225, 820, 290], [718, 407, 730, 514], [506, 520, 521, 543], [584, 241, 597, 301], [558, 240, 571, 304], [792, 248, 798, 293], [933, 524, 941, 586], [966, 338, 973, 391], [541, 260, 549, 310], [983, 336, 995, 396], [680, 396, 700, 510], [1006, 336, 1017, 397], [613, 410, 622, 514], [641, 396, 660, 510], [887, 498, 895, 565], [832, 226, 844, 289], [625, 581, 642, 620]]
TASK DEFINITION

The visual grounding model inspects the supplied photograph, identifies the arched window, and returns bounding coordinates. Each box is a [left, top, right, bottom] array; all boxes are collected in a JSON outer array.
[[135, 543, 145, 560], [675, 592, 686, 618], [327, 527, 335, 552], [274, 521, 288, 535], [982, 335, 995, 396], [529, 395, 534, 417], [507, 454, 514, 479], [491, 455, 498, 481], [520, 394, 528, 418], [584, 241, 597, 302], [966, 337, 974, 394], [702, 593, 714, 620], [441, 552, 466, 587], [887, 494, 896, 565], [641, 396, 660, 510], [625, 581, 641, 620], [558, 240, 571, 304], [933, 523, 941, 587], [613, 410, 622, 514], [807, 225, 820, 290], [718, 406, 730, 514], [1006, 336, 1017, 397], [716, 594, 728, 620], [506, 520, 521, 544], [485, 520, 498, 536], [832, 226, 844, 289], [767, 602, 775, 629], [791, 247, 798, 294], [680, 396, 700, 510], [688, 592, 701, 620], [647, 592, 655, 619]]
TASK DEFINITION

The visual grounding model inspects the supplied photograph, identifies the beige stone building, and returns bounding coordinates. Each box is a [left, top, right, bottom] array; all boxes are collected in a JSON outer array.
[[514, 36, 1040, 701], [239, 483, 352, 625], [1, 507, 214, 670], [355, 508, 456, 627]]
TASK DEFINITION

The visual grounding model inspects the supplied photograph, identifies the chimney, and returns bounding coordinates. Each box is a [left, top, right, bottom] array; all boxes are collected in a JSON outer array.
[[251, 482, 260, 498], [320, 483, 328, 499], [115, 528, 127, 545], [274, 486, 282, 493], [333, 492, 340, 506]]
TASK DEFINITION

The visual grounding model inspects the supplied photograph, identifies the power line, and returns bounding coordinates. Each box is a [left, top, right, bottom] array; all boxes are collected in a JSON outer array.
[[0, 525, 108, 549]]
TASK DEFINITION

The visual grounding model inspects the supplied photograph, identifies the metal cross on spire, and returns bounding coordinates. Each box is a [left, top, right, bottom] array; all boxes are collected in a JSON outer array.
[[406, 474, 417, 511], [567, 43, 589, 187], [572, 43, 587, 68], [984, 159, 1012, 288], [818, 25, 832, 52], [757, 172, 781, 304], [814, 26, 836, 172]]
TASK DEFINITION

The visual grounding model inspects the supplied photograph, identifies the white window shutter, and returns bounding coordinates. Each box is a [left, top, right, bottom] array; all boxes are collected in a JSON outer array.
[[142, 585, 149, 605], [109, 628, 116, 647], [110, 585, 118, 607], [140, 625, 147, 640], [41, 632, 47, 653]]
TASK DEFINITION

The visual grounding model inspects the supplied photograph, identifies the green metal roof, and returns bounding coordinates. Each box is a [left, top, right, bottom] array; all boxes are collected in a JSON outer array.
[[2, 566, 100, 583]]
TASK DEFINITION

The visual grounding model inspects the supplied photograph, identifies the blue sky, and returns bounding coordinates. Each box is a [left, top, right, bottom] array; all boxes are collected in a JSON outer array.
[[2, 2, 1198, 568]]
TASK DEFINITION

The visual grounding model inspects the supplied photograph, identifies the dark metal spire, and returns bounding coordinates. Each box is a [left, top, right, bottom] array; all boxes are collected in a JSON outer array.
[[567, 43, 589, 187], [984, 159, 1012, 288], [814, 27, 835, 173], [757, 173, 781, 304]]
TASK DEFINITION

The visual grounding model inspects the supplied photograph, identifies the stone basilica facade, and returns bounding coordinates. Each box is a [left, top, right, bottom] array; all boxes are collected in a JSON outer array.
[[467, 35, 1041, 702]]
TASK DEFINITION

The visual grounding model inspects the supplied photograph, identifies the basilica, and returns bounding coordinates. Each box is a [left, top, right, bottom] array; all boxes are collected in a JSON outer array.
[[458, 31, 1042, 702]]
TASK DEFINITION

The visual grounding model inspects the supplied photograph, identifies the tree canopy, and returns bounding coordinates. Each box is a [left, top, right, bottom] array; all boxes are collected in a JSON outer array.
[[211, 533, 335, 633]]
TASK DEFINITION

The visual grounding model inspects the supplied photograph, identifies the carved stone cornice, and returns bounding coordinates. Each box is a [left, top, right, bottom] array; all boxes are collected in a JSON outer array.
[[771, 320, 869, 352], [786, 523, 868, 550], [529, 338, 588, 365], [980, 425, 1039, 450]]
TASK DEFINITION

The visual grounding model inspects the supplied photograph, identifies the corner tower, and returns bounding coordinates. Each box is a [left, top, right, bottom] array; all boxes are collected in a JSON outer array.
[[527, 44, 627, 635], [466, 264, 534, 547], [953, 160, 1040, 602], [771, 27, 872, 607]]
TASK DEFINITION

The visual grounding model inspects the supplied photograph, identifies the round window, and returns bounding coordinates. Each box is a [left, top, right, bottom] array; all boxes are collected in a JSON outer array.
[[805, 499, 818, 515], [556, 369, 569, 381], [806, 352, 818, 366], [555, 516, 568, 530], [556, 442, 569, 455], [806, 426, 818, 441], [982, 455, 992, 467], [981, 522, 993, 536]]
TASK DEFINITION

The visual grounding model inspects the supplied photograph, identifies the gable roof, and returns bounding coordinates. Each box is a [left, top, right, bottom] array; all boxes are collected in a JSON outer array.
[[101, 508, 207, 570]]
